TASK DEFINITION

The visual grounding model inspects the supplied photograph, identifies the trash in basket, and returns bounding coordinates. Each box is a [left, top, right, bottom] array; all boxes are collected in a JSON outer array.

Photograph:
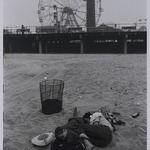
[[40, 79, 64, 115]]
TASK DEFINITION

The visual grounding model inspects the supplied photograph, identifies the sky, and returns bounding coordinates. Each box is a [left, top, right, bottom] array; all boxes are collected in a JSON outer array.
[[3, 0, 147, 27]]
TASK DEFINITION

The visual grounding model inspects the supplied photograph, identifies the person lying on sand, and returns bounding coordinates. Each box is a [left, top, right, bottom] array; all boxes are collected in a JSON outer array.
[[83, 112, 114, 131], [81, 112, 113, 147], [51, 115, 113, 150], [51, 126, 93, 150]]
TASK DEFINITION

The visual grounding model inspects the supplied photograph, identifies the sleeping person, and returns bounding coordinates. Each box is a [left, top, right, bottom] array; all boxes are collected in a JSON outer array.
[[83, 112, 114, 131], [52, 114, 113, 150], [81, 112, 113, 147]]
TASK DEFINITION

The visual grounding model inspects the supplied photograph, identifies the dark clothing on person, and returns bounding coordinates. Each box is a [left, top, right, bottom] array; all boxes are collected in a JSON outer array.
[[65, 129, 83, 144], [64, 117, 86, 135], [66, 117, 112, 147], [52, 117, 112, 149], [51, 129, 85, 150], [79, 124, 112, 147], [52, 118, 86, 150], [51, 138, 85, 150]]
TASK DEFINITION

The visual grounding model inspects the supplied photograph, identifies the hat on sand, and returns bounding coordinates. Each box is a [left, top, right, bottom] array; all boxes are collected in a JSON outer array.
[[31, 132, 55, 146]]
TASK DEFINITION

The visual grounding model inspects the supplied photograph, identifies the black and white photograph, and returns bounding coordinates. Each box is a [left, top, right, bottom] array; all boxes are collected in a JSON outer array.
[[2, 0, 148, 150]]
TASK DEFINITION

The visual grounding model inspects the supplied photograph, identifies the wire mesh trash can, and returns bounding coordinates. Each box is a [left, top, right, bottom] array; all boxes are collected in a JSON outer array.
[[40, 79, 64, 115]]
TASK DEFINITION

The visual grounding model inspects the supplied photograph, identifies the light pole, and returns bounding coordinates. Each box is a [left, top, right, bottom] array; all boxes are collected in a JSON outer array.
[[53, 5, 60, 33]]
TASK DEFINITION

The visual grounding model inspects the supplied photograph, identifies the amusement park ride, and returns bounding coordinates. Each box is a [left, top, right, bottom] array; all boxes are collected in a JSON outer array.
[[3, 0, 146, 34], [37, 0, 103, 33], [3, 0, 146, 54]]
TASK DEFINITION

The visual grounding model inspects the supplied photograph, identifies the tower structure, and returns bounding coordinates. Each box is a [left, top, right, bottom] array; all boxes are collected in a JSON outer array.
[[87, 0, 95, 31]]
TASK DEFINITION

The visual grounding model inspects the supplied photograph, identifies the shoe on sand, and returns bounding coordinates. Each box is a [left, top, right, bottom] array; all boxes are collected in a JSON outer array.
[[113, 119, 125, 125], [132, 112, 140, 118]]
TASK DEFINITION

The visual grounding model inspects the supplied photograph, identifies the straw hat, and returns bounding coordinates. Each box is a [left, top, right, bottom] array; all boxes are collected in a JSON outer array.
[[31, 132, 55, 146]]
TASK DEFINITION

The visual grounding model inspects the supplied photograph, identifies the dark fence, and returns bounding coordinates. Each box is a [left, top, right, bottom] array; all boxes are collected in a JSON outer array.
[[3, 31, 146, 54], [46, 42, 81, 53]]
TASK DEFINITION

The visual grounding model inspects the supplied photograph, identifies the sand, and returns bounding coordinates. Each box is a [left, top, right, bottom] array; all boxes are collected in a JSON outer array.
[[3, 54, 147, 150]]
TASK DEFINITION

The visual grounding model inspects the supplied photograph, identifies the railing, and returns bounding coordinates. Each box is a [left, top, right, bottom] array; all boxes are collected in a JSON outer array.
[[3, 22, 147, 34]]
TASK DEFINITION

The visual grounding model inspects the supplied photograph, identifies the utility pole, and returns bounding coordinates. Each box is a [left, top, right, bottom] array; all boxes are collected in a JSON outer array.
[[53, 5, 60, 33]]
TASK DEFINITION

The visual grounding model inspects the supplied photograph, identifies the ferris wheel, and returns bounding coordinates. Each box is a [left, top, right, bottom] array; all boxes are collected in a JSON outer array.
[[37, 0, 103, 28]]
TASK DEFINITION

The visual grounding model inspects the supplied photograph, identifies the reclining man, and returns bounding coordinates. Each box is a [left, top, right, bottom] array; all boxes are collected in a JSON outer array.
[[51, 111, 113, 150]]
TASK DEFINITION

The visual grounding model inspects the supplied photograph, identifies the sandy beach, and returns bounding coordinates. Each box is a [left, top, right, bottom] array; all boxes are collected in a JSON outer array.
[[3, 54, 147, 150]]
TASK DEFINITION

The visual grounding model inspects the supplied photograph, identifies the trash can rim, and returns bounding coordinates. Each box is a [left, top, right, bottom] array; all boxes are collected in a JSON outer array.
[[39, 79, 64, 86]]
